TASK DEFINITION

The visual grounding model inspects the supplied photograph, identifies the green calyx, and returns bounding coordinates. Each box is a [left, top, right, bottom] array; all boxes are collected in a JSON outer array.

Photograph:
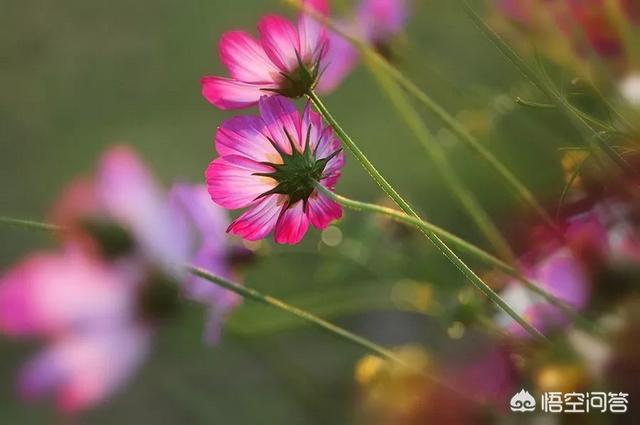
[[255, 126, 341, 205], [265, 51, 322, 98]]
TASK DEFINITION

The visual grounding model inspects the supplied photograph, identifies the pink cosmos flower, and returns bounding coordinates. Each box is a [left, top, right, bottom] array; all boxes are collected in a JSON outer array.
[[206, 95, 345, 245], [0, 250, 152, 413], [317, 0, 409, 93], [201, 0, 330, 109]]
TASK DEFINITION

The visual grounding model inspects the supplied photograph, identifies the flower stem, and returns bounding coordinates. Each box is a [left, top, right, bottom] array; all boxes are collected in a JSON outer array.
[[0, 216, 61, 232], [365, 63, 518, 264], [189, 266, 474, 397], [307, 91, 547, 342], [315, 183, 595, 333], [287, 0, 557, 233], [188, 265, 411, 366]]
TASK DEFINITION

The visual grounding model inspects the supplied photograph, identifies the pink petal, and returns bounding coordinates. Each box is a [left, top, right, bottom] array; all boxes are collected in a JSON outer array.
[[536, 249, 589, 309], [357, 0, 409, 42], [274, 200, 311, 245], [303, 0, 329, 16], [298, 0, 330, 63], [169, 184, 229, 248], [258, 95, 303, 154], [215, 115, 281, 164], [206, 155, 276, 210], [307, 191, 342, 229], [314, 125, 345, 187], [258, 15, 301, 73], [0, 253, 134, 337], [227, 195, 285, 241], [219, 30, 281, 83], [316, 29, 360, 93], [201, 76, 274, 110], [320, 150, 345, 188], [19, 327, 151, 413], [97, 146, 189, 275], [301, 101, 324, 153]]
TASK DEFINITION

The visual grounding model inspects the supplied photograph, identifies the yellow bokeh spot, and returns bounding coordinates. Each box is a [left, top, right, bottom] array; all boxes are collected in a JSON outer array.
[[355, 355, 384, 386], [537, 364, 588, 393]]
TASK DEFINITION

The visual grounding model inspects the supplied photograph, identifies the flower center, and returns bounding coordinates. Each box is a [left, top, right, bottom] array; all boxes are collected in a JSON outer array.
[[82, 218, 135, 259], [255, 127, 341, 205], [138, 271, 182, 323], [268, 52, 322, 98]]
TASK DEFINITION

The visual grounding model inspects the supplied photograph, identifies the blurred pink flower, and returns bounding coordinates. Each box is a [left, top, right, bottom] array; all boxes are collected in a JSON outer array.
[[0, 250, 152, 413], [446, 345, 518, 411], [498, 247, 590, 338], [206, 95, 344, 245], [317, 0, 409, 93], [201, 0, 329, 109], [497, 0, 639, 59], [0, 146, 241, 412], [168, 183, 242, 345]]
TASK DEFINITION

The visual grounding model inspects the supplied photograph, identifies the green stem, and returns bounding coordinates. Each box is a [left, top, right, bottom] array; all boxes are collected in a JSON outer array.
[[190, 266, 476, 398], [315, 183, 593, 332], [363, 54, 559, 234], [188, 266, 411, 366], [286, 0, 556, 233], [307, 91, 547, 342], [366, 64, 518, 264], [0, 216, 61, 232]]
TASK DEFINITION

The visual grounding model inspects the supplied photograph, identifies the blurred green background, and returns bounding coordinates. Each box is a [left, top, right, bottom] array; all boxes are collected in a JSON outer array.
[[0, 0, 579, 423]]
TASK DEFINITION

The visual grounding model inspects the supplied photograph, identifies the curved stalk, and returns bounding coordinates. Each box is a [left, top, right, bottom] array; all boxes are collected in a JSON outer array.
[[366, 63, 518, 263], [286, 0, 557, 233], [307, 91, 546, 342], [188, 266, 412, 366], [315, 183, 594, 333]]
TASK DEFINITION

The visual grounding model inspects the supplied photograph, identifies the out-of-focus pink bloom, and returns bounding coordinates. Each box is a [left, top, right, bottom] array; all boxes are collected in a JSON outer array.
[[497, 0, 534, 25], [168, 184, 242, 345], [206, 95, 344, 245], [317, 0, 409, 93], [50, 146, 189, 276], [0, 146, 242, 412], [357, 0, 409, 42], [52, 146, 240, 343], [0, 251, 152, 413], [201, 0, 329, 109], [497, 0, 638, 59], [447, 345, 518, 410], [498, 248, 590, 337]]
